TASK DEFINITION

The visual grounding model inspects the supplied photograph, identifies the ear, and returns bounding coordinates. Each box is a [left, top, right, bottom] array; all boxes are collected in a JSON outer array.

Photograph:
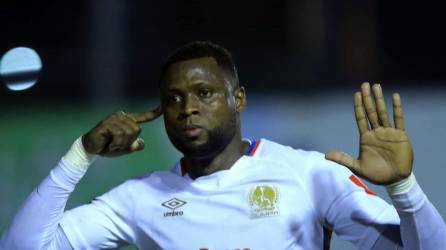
[[234, 86, 247, 112]]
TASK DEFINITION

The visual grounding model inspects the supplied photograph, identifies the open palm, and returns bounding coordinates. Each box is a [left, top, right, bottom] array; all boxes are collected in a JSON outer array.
[[326, 82, 413, 185]]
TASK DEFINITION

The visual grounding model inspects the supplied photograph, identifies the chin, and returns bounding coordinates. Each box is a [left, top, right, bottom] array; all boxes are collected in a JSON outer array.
[[175, 138, 213, 157], [168, 121, 236, 158]]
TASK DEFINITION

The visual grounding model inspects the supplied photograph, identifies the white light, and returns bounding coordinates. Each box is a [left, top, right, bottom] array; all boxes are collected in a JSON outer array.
[[0, 47, 42, 91]]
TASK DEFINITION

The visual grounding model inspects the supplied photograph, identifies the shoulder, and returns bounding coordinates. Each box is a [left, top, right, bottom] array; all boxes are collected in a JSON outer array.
[[253, 138, 312, 163], [254, 139, 380, 212], [255, 138, 352, 178], [97, 169, 179, 203]]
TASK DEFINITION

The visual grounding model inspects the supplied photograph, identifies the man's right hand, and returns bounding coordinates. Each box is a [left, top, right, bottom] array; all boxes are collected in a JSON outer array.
[[81, 107, 163, 157]]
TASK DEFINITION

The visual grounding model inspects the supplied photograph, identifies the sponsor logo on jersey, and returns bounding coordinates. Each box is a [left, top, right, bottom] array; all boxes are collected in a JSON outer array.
[[248, 184, 280, 219], [162, 198, 186, 217]]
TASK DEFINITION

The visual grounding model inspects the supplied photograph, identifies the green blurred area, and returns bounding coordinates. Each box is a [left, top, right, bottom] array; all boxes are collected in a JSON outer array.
[[0, 102, 181, 249]]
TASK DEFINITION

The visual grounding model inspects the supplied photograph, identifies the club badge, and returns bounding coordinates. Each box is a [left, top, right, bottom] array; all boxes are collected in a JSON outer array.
[[248, 184, 280, 219]]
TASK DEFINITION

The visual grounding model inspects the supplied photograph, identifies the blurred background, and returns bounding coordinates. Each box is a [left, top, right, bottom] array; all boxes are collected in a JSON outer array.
[[1, 0, 445, 249]]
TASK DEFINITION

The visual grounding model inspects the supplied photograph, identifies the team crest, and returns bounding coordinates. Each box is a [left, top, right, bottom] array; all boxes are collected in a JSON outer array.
[[248, 184, 280, 219]]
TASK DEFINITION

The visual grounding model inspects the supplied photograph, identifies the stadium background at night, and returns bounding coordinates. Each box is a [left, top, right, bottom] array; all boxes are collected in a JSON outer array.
[[1, 1, 445, 249]]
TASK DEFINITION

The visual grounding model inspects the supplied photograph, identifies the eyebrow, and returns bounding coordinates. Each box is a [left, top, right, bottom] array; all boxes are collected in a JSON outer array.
[[165, 87, 183, 94], [190, 81, 213, 87], [166, 81, 214, 91]]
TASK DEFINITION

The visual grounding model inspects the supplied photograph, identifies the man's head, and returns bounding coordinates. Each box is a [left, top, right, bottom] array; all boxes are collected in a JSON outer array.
[[159, 41, 246, 158]]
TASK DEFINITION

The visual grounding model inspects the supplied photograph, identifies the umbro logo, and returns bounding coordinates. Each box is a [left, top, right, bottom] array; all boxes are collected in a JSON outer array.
[[162, 198, 186, 217], [162, 198, 186, 209]]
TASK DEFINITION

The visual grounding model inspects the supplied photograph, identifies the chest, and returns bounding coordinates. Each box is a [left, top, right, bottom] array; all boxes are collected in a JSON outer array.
[[134, 177, 324, 249]]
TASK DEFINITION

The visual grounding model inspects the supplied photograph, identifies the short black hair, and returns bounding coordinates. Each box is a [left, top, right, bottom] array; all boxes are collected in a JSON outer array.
[[159, 41, 239, 87]]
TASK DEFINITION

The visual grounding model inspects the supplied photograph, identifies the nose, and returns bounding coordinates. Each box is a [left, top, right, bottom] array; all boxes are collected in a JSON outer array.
[[181, 94, 200, 117]]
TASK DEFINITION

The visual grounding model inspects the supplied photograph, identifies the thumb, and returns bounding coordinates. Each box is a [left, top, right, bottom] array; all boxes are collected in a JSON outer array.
[[130, 138, 145, 152], [325, 150, 361, 174]]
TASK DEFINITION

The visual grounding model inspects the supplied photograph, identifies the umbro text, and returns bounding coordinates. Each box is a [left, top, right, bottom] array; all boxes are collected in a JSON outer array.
[[163, 211, 184, 217]]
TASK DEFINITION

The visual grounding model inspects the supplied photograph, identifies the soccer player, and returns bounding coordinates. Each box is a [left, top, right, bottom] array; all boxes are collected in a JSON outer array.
[[1, 41, 446, 249]]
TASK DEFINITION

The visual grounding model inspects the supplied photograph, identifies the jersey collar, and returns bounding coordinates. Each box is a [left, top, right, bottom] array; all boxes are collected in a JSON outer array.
[[176, 139, 261, 177]]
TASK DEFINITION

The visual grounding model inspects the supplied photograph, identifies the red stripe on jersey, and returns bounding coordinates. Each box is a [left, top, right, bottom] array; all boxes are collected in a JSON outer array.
[[249, 140, 261, 156], [349, 175, 377, 195]]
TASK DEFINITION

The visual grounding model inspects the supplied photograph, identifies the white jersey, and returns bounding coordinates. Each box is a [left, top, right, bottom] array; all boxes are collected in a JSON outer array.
[[2, 138, 446, 250], [60, 139, 400, 249]]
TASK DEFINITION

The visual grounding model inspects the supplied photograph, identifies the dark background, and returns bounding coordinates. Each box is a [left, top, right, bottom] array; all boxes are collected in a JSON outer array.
[[1, 2, 446, 249], [1, 0, 446, 102]]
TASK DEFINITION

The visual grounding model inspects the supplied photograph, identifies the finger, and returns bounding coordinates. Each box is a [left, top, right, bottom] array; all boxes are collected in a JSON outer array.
[[325, 151, 361, 175], [118, 114, 142, 136], [372, 83, 391, 127], [117, 118, 141, 146], [127, 106, 163, 123], [130, 138, 145, 152], [392, 93, 405, 130], [361, 82, 380, 129], [354, 92, 369, 134], [107, 124, 126, 151]]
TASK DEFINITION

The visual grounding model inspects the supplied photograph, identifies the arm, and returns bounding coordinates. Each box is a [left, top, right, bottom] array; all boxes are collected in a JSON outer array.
[[373, 175, 446, 249], [325, 82, 446, 249], [323, 170, 446, 250], [0, 108, 162, 249], [0, 138, 95, 249]]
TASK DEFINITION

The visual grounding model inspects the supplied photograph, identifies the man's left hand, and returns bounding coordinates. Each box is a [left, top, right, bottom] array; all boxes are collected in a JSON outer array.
[[325, 82, 413, 185]]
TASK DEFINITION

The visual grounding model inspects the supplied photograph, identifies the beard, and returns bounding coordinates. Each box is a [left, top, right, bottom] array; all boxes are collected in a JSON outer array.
[[170, 114, 238, 158]]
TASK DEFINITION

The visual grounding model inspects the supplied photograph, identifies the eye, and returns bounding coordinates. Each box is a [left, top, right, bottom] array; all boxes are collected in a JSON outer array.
[[199, 88, 212, 98], [169, 95, 182, 104]]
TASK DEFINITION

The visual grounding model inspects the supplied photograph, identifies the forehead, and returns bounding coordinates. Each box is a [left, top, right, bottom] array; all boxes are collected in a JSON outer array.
[[162, 57, 228, 88]]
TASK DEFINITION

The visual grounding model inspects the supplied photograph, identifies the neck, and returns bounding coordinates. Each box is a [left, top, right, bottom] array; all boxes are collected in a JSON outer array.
[[182, 132, 250, 179]]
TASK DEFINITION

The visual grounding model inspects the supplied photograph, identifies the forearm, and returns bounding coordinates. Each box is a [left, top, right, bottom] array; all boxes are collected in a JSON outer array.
[[373, 174, 446, 249], [0, 138, 96, 249], [392, 176, 446, 249]]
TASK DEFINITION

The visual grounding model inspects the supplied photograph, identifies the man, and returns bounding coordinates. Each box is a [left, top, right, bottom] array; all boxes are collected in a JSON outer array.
[[1, 41, 445, 249]]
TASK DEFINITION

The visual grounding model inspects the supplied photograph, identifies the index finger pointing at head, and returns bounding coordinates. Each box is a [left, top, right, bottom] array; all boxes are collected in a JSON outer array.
[[127, 106, 163, 123]]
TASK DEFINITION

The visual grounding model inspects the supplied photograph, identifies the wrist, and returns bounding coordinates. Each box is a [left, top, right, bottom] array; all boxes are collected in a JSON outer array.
[[385, 172, 417, 195], [62, 137, 98, 171]]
